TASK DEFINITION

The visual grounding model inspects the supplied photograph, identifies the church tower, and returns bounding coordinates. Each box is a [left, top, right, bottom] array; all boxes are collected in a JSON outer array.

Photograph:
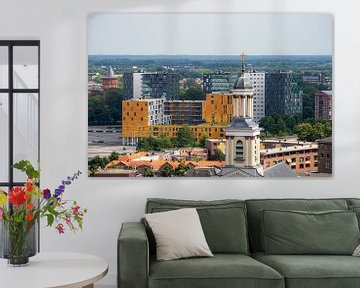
[[225, 52, 262, 174]]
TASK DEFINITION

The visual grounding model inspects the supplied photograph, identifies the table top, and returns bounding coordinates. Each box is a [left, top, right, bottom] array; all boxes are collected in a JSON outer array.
[[0, 252, 108, 288]]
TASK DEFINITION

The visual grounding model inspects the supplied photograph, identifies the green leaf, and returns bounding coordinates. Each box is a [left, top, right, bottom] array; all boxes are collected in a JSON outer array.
[[47, 214, 54, 227]]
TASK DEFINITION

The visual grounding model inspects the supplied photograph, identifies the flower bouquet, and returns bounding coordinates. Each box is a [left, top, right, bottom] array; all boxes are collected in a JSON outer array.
[[0, 160, 87, 266]]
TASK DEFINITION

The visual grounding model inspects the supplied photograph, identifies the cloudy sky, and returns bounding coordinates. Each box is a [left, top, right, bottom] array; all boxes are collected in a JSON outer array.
[[88, 13, 332, 55]]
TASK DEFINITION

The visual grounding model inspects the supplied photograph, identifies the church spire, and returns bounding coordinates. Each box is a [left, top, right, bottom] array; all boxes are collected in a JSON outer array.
[[241, 50, 245, 75]]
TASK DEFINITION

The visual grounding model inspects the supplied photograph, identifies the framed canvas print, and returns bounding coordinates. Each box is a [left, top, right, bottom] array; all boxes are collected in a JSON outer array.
[[87, 13, 332, 178]]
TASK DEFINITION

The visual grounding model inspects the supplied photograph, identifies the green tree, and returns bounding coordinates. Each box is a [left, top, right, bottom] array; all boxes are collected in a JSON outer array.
[[88, 96, 111, 125], [160, 167, 175, 177], [174, 127, 195, 147], [178, 86, 204, 100], [196, 134, 209, 147], [174, 162, 191, 176], [137, 139, 152, 151], [211, 148, 225, 161], [295, 122, 332, 141], [88, 155, 110, 175], [109, 151, 120, 161], [302, 84, 318, 120], [104, 88, 123, 124], [157, 134, 173, 149], [143, 168, 155, 177]]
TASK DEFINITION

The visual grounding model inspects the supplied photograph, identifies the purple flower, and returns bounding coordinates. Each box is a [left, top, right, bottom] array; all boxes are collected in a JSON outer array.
[[43, 189, 51, 200]]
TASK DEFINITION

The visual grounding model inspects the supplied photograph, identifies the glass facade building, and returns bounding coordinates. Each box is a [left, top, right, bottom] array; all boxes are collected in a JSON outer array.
[[265, 72, 303, 116], [123, 72, 179, 100]]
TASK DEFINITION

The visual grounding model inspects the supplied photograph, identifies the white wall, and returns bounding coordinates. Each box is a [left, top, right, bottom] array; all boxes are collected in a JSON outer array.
[[1, 0, 360, 286]]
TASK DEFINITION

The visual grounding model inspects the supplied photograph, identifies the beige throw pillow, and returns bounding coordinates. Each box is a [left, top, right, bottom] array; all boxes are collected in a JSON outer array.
[[145, 208, 213, 261]]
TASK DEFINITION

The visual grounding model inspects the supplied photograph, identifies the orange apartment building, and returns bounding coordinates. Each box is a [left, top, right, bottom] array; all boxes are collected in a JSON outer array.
[[149, 124, 226, 142], [122, 100, 150, 139], [202, 93, 233, 124], [122, 96, 230, 145], [261, 145, 318, 174]]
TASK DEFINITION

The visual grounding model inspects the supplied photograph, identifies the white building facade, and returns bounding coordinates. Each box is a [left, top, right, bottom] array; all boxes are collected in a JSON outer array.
[[245, 71, 265, 123]]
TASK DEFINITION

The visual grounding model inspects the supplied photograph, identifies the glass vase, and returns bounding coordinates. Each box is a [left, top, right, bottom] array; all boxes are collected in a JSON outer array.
[[0, 220, 37, 266]]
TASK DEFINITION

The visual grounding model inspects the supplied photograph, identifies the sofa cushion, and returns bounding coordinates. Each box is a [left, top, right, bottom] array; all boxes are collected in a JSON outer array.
[[252, 252, 360, 288], [149, 254, 284, 288], [347, 198, 360, 207], [246, 198, 349, 252], [146, 198, 249, 254], [145, 208, 213, 261], [261, 209, 359, 255]]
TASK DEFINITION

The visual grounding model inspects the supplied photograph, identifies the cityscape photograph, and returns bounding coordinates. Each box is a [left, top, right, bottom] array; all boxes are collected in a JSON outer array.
[[88, 13, 332, 177]]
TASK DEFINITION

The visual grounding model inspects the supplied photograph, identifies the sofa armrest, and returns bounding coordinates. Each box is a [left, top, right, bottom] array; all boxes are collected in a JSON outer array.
[[118, 222, 149, 288]]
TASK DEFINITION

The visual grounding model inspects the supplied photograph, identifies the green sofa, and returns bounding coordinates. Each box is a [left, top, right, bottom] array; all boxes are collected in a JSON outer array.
[[118, 198, 360, 288]]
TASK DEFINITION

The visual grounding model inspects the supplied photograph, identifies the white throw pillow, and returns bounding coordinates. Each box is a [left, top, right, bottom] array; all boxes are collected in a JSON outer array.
[[145, 208, 213, 261]]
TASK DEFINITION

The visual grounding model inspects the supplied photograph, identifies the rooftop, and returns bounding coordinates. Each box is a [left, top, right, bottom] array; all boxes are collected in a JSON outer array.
[[264, 162, 298, 177], [261, 144, 318, 155], [318, 137, 332, 144]]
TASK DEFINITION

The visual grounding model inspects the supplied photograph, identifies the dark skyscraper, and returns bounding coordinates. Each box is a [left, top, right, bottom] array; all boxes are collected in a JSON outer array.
[[265, 71, 303, 116], [123, 72, 179, 100]]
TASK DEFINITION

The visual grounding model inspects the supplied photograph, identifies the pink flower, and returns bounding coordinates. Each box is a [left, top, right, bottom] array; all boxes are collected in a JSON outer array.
[[0, 208, 3, 220], [56, 223, 65, 234]]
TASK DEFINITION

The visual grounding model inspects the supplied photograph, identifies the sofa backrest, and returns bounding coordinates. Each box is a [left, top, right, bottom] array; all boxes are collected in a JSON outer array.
[[245, 198, 349, 252], [145, 198, 249, 255]]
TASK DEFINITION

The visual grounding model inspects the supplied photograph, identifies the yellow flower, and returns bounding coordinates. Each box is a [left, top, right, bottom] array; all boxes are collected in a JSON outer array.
[[0, 190, 7, 206]]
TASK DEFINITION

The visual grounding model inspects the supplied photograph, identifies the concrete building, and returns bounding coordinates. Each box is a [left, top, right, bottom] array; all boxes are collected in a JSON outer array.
[[102, 66, 118, 90], [123, 71, 179, 100], [315, 90, 332, 121], [205, 139, 226, 157], [165, 100, 203, 125], [302, 73, 324, 85], [245, 71, 265, 122], [265, 71, 303, 116], [261, 144, 318, 174], [122, 98, 171, 145], [260, 137, 314, 150], [317, 137, 332, 174], [225, 52, 263, 175]]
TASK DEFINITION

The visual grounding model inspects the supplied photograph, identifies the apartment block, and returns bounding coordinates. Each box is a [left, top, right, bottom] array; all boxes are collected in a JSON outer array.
[[202, 93, 233, 124], [315, 90, 332, 121], [261, 145, 318, 174], [317, 137, 332, 174], [122, 98, 171, 145], [245, 71, 265, 122], [164, 100, 203, 125], [123, 71, 179, 100]]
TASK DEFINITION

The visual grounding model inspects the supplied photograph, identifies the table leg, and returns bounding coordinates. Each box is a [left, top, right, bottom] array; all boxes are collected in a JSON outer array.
[[82, 284, 94, 288]]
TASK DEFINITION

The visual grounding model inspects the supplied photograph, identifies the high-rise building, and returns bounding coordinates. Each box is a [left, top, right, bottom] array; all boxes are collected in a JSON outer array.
[[245, 71, 265, 122], [315, 90, 332, 121], [102, 66, 118, 90], [123, 72, 179, 100], [164, 100, 203, 125], [203, 71, 237, 94], [122, 98, 171, 145], [265, 71, 303, 116]]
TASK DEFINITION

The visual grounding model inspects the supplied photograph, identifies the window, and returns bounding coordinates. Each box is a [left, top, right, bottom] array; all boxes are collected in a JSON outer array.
[[0, 40, 40, 189], [235, 140, 244, 160]]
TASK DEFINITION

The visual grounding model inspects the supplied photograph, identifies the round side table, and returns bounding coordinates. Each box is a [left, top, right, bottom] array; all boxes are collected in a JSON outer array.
[[0, 252, 108, 288]]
